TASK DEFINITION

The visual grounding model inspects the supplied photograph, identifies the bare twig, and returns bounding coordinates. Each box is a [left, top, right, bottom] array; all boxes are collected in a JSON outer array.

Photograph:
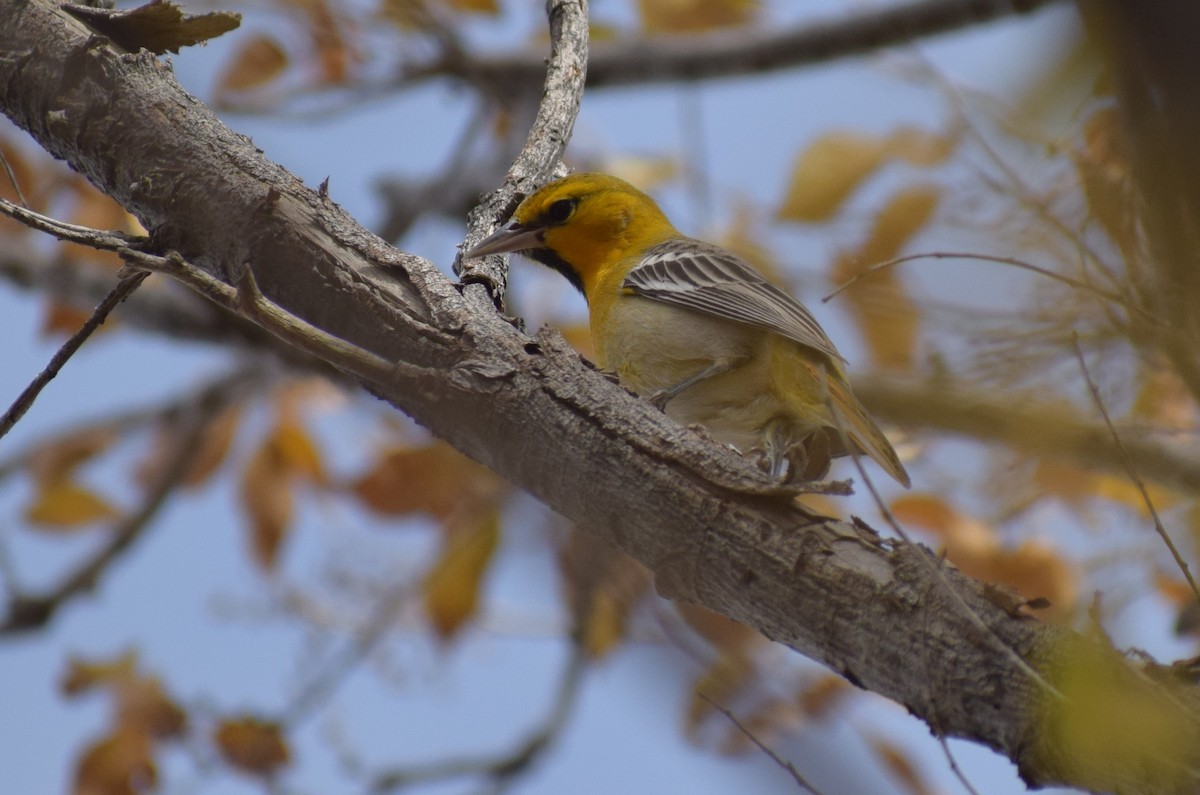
[[0, 268, 148, 443], [823, 250, 1151, 326], [367, 622, 589, 794], [0, 393, 221, 634], [698, 694, 828, 795], [119, 249, 407, 386], [938, 735, 983, 795], [455, 0, 590, 309], [0, 194, 141, 250], [1071, 333, 1200, 604], [280, 576, 418, 728], [0, 148, 29, 208]]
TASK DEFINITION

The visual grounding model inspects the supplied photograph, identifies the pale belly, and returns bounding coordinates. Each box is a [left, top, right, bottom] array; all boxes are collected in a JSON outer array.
[[595, 297, 813, 454]]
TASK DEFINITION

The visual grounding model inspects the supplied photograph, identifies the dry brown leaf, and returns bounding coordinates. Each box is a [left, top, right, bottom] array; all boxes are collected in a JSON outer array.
[[349, 442, 500, 520], [114, 677, 187, 740], [61, 651, 140, 696], [216, 36, 288, 94], [677, 603, 761, 657], [1075, 106, 1137, 260], [422, 508, 500, 640], [581, 590, 625, 659], [61, 185, 135, 268], [306, 0, 358, 86], [213, 717, 290, 776], [868, 735, 934, 795], [240, 435, 293, 571], [27, 428, 116, 485], [439, 0, 500, 14], [40, 300, 103, 339], [73, 729, 157, 795], [25, 478, 121, 529], [183, 405, 242, 488], [893, 493, 1077, 620], [796, 674, 852, 721], [638, 0, 757, 33]]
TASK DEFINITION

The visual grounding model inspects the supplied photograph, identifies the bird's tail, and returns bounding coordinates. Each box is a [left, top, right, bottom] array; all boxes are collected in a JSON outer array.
[[824, 372, 911, 488]]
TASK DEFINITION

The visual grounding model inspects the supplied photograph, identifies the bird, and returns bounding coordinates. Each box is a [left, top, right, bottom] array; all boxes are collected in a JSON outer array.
[[463, 173, 910, 488]]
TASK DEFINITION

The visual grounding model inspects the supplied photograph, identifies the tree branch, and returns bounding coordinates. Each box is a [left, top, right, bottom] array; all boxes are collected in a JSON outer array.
[[2, 2, 1198, 793], [854, 374, 1200, 494]]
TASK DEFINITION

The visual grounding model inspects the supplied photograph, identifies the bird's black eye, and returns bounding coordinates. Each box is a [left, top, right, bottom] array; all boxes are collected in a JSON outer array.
[[545, 198, 576, 225]]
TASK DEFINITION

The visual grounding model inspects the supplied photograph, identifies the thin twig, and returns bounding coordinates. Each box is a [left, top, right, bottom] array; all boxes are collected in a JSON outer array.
[[456, 0, 590, 307], [698, 694, 827, 795], [0, 396, 219, 634], [0, 269, 149, 444], [823, 250, 1153, 325], [937, 735, 982, 795], [1070, 333, 1200, 604], [0, 194, 140, 250], [367, 624, 590, 794], [280, 577, 418, 728], [119, 249, 406, 386], [0, 149, 30, 208]]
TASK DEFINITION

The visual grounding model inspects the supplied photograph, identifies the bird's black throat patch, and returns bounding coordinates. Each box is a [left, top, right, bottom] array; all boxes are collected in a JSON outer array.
[[525, 248, 587, 299]]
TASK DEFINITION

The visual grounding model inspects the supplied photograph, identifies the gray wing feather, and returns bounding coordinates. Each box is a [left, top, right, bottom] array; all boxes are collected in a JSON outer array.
[[623, 238, 846, 362]]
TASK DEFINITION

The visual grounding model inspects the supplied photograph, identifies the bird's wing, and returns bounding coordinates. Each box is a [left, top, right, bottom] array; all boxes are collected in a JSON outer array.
[[623, 238, 846, 362]]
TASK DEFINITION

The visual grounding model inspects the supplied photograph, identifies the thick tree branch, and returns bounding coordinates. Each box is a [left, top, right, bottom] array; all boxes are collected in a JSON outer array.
[[855, 375, 1200, 494], [2, 2, 1198, 793], [462, 0, 1067, 90]]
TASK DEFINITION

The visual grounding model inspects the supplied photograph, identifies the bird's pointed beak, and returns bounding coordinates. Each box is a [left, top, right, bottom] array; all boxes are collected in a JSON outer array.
[[462, 220, 545, 259]]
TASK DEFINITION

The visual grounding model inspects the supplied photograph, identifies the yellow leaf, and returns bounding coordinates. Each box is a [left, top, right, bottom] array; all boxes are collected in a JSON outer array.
[[581, 590, 624, 659], [25, 478, 120, 528], [777, 133, 887, 222], [857, 184, 939, 265], [605, 154, 679, 193], [829, 186, 933, 371], [638, 0, 758, 34], [685, 655, 752, 738], [777, 128, 953, 223], [423, 508, 500, 640], [1040, 639, 1195, 788], [213, 717, 290, 776], [216, 35, 287, 94], [273, 421, 326, 485]]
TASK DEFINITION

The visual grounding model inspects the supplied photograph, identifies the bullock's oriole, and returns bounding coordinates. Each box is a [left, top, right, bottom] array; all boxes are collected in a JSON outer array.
[[464, 173, 910, 487]]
